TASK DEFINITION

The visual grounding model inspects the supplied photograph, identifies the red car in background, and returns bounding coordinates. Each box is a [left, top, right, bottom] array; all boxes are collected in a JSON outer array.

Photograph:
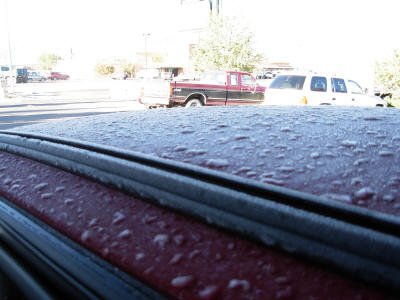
[[49, 71, 70, 80], [0, 106, 399, 299]]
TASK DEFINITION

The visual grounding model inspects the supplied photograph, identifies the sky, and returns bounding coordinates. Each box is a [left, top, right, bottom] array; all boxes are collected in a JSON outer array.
[[1, 0, 399, 85]]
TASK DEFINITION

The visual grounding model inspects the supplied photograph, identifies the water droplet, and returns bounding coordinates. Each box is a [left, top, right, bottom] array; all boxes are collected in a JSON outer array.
[[277, 166, 295, 173], [392, 136, 400, 142], [169, 253, 183, 265], [341, 140, 357, 147], [102, 248, 109, 257], [262, 178, 284, 186], [171, 275, 194, 288], [34, 182, 48, 191], [216, 137, 229, 144], [3, 178, 12, 185], [174, 145, 187, 152], [280, 127, 292, 132], [355, 187, 375, 200], [81, 230, 91, 243], [141, 215, 158, 224], [189, 249, 201, 260], [351, 177, 362, 186], [64, 198, 74, 205], [310, 152, 320, 159], [227, 242, 235, 250], [181, 129, 195, 134], [55, 186, 66, 193], [321, 193, 352, 203], [10, 184, 21, 191], [112, 212, 126, 225], [186, 149, 207, 157], [41, 193, 54, 200], [234, 135, 249, 140], [118, 229, 132, 239], [28, 174, 38, 180], [383, 195, 395, 202], [227, 279, 250, 291], [199, 285, 219, 299], [205, 159, 229, 169], [378, 150, 394, 157], [173, 235, 185, 246], [153, 234, 169, 248], [353, 158, 369, 166], [136, 253, 145, 261], [275, 276, 290, 284], [276, 286, 294, 299]]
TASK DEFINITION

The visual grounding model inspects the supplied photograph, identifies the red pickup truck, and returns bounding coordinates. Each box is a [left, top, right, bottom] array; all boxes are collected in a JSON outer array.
[[169, 71, 266, 107]]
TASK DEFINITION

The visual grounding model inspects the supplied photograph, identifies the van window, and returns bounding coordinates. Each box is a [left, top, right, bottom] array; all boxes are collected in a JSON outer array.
[[310, 76, 327, 92], [348, 80, 363, 94], [269, 75, 306, 90], [331, 78, 347, 93]]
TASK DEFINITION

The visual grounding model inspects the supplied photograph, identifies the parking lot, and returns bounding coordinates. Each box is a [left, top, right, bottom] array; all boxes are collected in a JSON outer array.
[[0, 79, 146, 130]]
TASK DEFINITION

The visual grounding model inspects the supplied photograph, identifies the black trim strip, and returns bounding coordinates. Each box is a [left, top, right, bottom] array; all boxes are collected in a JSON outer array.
[[0, 197, 167, 300], [1, 131, 400, 292]]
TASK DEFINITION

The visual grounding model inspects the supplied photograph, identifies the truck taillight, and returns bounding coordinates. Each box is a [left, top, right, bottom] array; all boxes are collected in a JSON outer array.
[[301, 96, 308, 104], [169, 85, 173, 97]]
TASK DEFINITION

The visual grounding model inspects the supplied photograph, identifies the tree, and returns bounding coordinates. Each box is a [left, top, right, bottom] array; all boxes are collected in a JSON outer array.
[[39, 53, 62, 70], [192, 16, 263, 73], [375, 49, 400, 107], [94, 64, 115, 76], [121, 61, 136, 78]]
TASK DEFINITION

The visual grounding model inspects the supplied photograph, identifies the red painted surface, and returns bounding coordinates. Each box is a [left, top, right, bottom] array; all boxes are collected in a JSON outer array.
[[0, 151, 394, 299]]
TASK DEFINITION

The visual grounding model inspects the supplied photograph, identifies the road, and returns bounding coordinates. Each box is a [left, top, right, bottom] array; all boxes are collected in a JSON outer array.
[[0, 79, 145, 130]]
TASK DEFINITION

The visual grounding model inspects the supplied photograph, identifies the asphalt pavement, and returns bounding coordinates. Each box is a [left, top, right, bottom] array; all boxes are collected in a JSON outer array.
[[0, 79, 145, 130]]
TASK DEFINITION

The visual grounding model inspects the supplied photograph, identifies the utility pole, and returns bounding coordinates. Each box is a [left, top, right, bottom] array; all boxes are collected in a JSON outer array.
[[143, 33, 150, 69], [208, 0, 221, 15], [4, 0, 14, 91]]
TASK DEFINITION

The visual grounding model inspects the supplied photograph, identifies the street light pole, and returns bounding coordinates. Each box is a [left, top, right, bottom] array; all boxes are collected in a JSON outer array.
[[143, 33, 150, 69], [4, 0, 14, 91]]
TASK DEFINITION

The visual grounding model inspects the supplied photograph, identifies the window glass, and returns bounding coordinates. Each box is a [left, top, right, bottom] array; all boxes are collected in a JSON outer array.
[[348, 80, 363, 94], [310, 76, 327, 92], [331, 78, 347, 93], [201, 72, 226, 85], [230, 74, 238, 86], [269, 75, 306, 90], [241, 74, 255, 87]]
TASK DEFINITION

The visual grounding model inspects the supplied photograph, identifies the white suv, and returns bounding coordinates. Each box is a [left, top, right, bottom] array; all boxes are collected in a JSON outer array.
[[265, 73, 387, 107]]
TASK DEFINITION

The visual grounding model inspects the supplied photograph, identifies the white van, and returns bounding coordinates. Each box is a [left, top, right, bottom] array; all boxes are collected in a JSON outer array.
[[265, 72, 387, 107]]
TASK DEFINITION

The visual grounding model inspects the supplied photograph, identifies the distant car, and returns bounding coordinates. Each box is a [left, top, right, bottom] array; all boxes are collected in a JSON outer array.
[[266, 72, 387, 107], [49, 72, 70, 80], [27, 71, 46, 82], [136, 68, 159, 79], [109, 72, 128, 80]]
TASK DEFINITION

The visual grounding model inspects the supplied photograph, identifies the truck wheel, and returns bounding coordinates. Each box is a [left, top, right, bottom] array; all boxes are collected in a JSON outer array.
[[185, 99, 202, 107]]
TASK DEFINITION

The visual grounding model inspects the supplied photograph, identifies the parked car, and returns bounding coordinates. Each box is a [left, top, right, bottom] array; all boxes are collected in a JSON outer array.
[[169, 71, 266, 107], [136, 68, 160, 79], [49, 71, 70, 80], [0, 106, 399, 299], [266, 72, 387, 107], [27, 71, 46, 82], [109, 72, 128, 80]]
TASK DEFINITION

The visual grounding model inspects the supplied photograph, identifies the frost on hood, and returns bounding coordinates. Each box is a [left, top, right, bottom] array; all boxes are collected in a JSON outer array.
[[17, 106, 400, 215]]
